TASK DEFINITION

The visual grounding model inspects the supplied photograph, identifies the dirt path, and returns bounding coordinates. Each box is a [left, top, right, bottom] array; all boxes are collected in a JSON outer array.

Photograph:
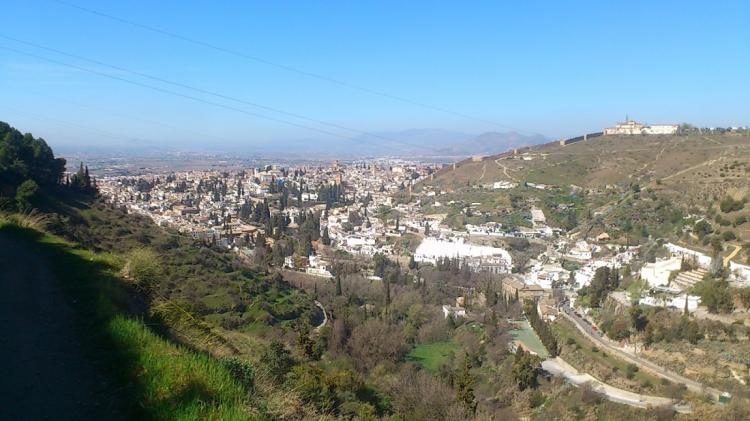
[[723, 243, 742, 267], [313, 300, 328, 334], [0, 235, 125, 420], [494, 158, 518, 181]]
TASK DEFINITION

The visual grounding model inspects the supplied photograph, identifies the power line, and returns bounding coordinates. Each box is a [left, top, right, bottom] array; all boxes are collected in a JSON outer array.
[[2, 44, 428, 152], [18, 88, 237, 146], [0, 104, 160, 145], [49, 0, 534, 135], [0, 35, 427, 151]]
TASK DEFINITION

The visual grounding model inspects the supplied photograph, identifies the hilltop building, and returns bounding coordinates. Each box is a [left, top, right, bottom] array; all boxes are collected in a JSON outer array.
[[604, 119, 677, 136]]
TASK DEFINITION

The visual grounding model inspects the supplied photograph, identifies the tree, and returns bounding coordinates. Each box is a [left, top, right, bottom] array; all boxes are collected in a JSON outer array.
[[455, 354, 477, 415], [14, 179, 39, 209], [693, 278, 734, 314], [260, 340, 294, 382], [588, 266, 619, 307], [629, 305, 648, 355], [0, 122, 66, 198], [335, 274, 342, 296], [295, 321, 317, 360], [347, 318, 406, 372], [321, 227, 331, 245], [408, 255, 417, 270], [525, 300, 558, 357], [512, 348, 540, 391]]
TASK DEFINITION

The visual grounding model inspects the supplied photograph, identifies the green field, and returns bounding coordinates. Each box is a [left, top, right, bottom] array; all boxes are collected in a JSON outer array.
[[407, 339, 458, 372], [509, 320, 549, 358]]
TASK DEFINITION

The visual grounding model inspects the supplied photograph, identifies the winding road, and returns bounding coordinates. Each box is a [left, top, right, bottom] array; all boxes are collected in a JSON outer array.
[[560, 304, 724, 401], [542, 357, 690, 412]]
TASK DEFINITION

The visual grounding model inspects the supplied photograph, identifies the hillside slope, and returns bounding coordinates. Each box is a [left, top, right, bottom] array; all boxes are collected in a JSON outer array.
[[428, 133, 750, 196], [421, 132, 750, 254]]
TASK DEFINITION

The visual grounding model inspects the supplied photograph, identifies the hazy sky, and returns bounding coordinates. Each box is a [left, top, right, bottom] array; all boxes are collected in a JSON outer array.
[[2, 0, 749, 151]]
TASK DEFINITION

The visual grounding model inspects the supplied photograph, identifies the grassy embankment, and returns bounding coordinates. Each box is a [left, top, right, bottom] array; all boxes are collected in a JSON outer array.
[[0, 215, 260, 420]]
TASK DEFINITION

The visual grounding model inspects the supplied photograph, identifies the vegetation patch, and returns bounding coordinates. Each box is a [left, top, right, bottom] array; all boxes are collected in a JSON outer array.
[[407, 339, 458, 372]]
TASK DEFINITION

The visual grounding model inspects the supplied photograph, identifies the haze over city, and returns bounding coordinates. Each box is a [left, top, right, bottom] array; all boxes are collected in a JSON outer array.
[[2, 0, 749, 154]]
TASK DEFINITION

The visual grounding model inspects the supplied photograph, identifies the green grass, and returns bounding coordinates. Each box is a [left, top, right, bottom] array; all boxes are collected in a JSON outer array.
[[509, 320, 549, 358], [0, 220, 261, 420], [108, 316, 252, 420], [407, 339, 458, 372]]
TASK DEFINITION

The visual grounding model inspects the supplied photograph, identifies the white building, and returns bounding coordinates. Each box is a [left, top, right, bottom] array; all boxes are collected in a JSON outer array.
[[604, 119, 678, 136], [306, 255, 333, 278], [442, 305, 467, 319], [665, 243, 712, 268], [493, 180, 518, 189], [640, 257, 681, 287], [414, 237, 512, 268]]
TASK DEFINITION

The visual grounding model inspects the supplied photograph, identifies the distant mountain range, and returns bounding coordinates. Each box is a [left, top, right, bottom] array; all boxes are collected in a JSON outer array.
[[253, 128, 548, 158], [53, 128, 548, 159]]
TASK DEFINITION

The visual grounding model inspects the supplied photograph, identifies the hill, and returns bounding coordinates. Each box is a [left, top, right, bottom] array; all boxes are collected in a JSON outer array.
[[421, 131, 750, 255], [428, 132, 750, 192]]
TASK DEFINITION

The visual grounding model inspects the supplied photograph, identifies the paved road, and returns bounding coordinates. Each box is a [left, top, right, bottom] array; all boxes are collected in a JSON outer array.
[[542, 357, 690, 412], [561, 305, 724, 400], [0, 234, 126, 420]]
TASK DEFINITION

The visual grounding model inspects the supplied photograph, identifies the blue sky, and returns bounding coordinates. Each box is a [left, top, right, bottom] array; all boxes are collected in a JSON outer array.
[[2, 0, 748, 151]]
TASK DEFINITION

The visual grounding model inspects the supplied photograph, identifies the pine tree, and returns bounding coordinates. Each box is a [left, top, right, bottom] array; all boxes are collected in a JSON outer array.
[[456, 354, 477, 415], [322, 227, 331, 245]]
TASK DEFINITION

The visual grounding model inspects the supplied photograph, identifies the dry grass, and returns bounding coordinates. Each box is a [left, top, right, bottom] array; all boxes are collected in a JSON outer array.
[[0, 208, 50, 230]]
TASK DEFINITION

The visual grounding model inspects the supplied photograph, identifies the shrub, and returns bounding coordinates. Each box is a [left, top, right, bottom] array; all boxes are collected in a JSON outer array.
[[625, 363, 638, 379], [720, 196, 745, 213], [122, 247, 162, 287], [528, 390, 545, 408], [221, 357, 255, 393], [722, 231, 737, 241]]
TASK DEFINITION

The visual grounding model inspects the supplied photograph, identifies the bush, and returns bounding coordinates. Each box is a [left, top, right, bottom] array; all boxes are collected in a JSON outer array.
[[694, 220, 713, 238], [720, 196, 745, 213], [122, 247, 162, 287], [221, 357, 255, 393], [528, 390, 545, 408], [625, 363, 638, 379], [722, 231, 737, 241]]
